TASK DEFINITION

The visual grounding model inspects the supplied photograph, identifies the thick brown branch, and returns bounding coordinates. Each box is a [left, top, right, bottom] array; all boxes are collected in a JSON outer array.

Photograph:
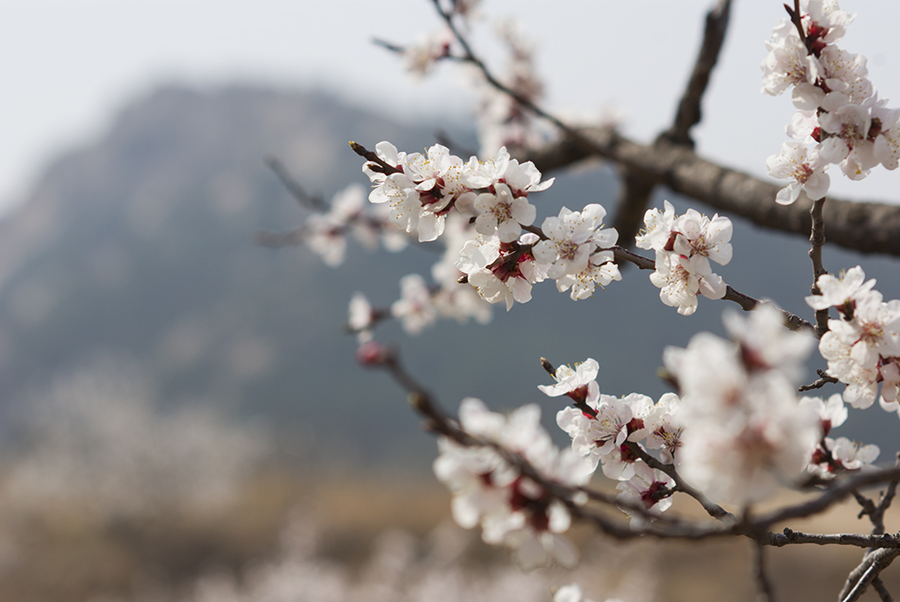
[[617, 0, 733, 248], [612, 168, 657, 254], [766, 529, 900, 549], [755, 466, 900, 528], [809, 199, 830, 337], [659, 0, 733, 148], [840, 548, 900, 602], [522, 128, 900, 257]]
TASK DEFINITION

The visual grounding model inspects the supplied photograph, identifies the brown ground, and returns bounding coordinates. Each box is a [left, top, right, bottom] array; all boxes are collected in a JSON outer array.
[[0, 469, 896, 601]]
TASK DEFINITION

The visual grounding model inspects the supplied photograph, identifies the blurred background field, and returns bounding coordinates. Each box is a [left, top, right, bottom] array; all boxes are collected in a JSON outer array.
[[0, 367, 897, 602]]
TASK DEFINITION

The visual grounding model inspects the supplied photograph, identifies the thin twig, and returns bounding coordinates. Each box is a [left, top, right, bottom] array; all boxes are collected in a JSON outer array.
[[872, 577, 894, 602], [753, 539, 775, 602], [370, 344, 900, 554], [429, 0, 572, 136], [521, 127, 900, 258], [853, 489, 877, 522], [610, 245, 814, 332], [798, 369, 839, 392], [372, 37, 407, 54], [659, 0, 733, 148], [253, 228, 306, 248], [784, 0, 808, 51], [869, 454, 900, 536], [624, 441, 732, 520], [349, 140, 402, 175], [264, 156, 329, 211]]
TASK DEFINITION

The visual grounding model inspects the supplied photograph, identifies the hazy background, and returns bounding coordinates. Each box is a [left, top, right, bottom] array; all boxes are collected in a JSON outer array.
[[4, 0, 900, 213], [1, 2, 900, 600]]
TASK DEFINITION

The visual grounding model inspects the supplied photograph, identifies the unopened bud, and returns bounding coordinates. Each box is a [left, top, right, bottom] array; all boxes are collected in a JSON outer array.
[[356, 340, 390, 367], [540, 357, 556, 378]]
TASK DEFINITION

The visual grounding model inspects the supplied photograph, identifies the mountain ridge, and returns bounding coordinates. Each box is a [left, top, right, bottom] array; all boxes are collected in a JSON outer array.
[[2, 83, 899, 471]]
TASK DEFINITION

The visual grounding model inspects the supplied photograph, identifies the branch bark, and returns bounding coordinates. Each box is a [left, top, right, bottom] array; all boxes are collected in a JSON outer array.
[[659, 0, 733, 148], [523, 128, 900, 257]]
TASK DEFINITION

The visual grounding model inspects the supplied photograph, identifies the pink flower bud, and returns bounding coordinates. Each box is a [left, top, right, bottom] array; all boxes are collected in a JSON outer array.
[[356, 340, 389, 367]]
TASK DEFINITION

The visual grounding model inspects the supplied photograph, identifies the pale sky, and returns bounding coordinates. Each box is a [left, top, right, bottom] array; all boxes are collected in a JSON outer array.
[[3, 0, 900, 214]]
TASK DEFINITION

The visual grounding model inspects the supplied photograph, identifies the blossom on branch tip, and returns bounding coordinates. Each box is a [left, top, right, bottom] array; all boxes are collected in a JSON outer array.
[[637, 201, 732, 315], [555, 250, 622, 301], [761, 19, 821, 97], [799, 393, 848, 437], [533, 204, 617, 281], [723, 304, 816, 381], [556, 392, 653, 479], [538, 358, 600, 404], [643, 392, 684, 464], [356, 339, 390, 367], [816, 286, 900, 408], [649, 253, 725, 316], [808, 436, 879, 479], [348, 292, 376, 342], [365, 142, 476, 242]]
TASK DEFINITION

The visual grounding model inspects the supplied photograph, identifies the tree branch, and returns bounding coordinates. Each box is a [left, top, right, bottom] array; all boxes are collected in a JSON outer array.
[[611, 246, 814, 332], [840, 548, 900, 602], [611, 167, 657, 259], [808, 198, 830, 337], [624, 441, 732, 521], [659, 0, 733, 148], [522, 128, 900, 257], [264, 156, 329, 211], [766, 528, 900, 549], [753, 539, 776, 602], [755, 466, 900, 528]]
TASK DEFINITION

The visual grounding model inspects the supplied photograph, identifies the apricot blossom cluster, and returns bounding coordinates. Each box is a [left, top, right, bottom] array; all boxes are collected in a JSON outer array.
[[763, 0, 900, 203], [433, 397, 592, 569], [808, 266, 900, 409], [636, 201, 733, 316]]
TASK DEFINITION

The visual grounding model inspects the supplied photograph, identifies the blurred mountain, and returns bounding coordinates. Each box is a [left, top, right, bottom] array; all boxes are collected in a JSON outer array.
[[1, 84, 899, 472]]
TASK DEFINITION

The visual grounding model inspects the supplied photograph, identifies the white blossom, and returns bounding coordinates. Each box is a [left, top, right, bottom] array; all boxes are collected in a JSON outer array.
[[434, 398, 592, 570], [766, 141, 831, 204], [666, 310, 820, 506], [638, 202, 732, 315], [391, 274, 437, 335], [533, 204, 615, 281]]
